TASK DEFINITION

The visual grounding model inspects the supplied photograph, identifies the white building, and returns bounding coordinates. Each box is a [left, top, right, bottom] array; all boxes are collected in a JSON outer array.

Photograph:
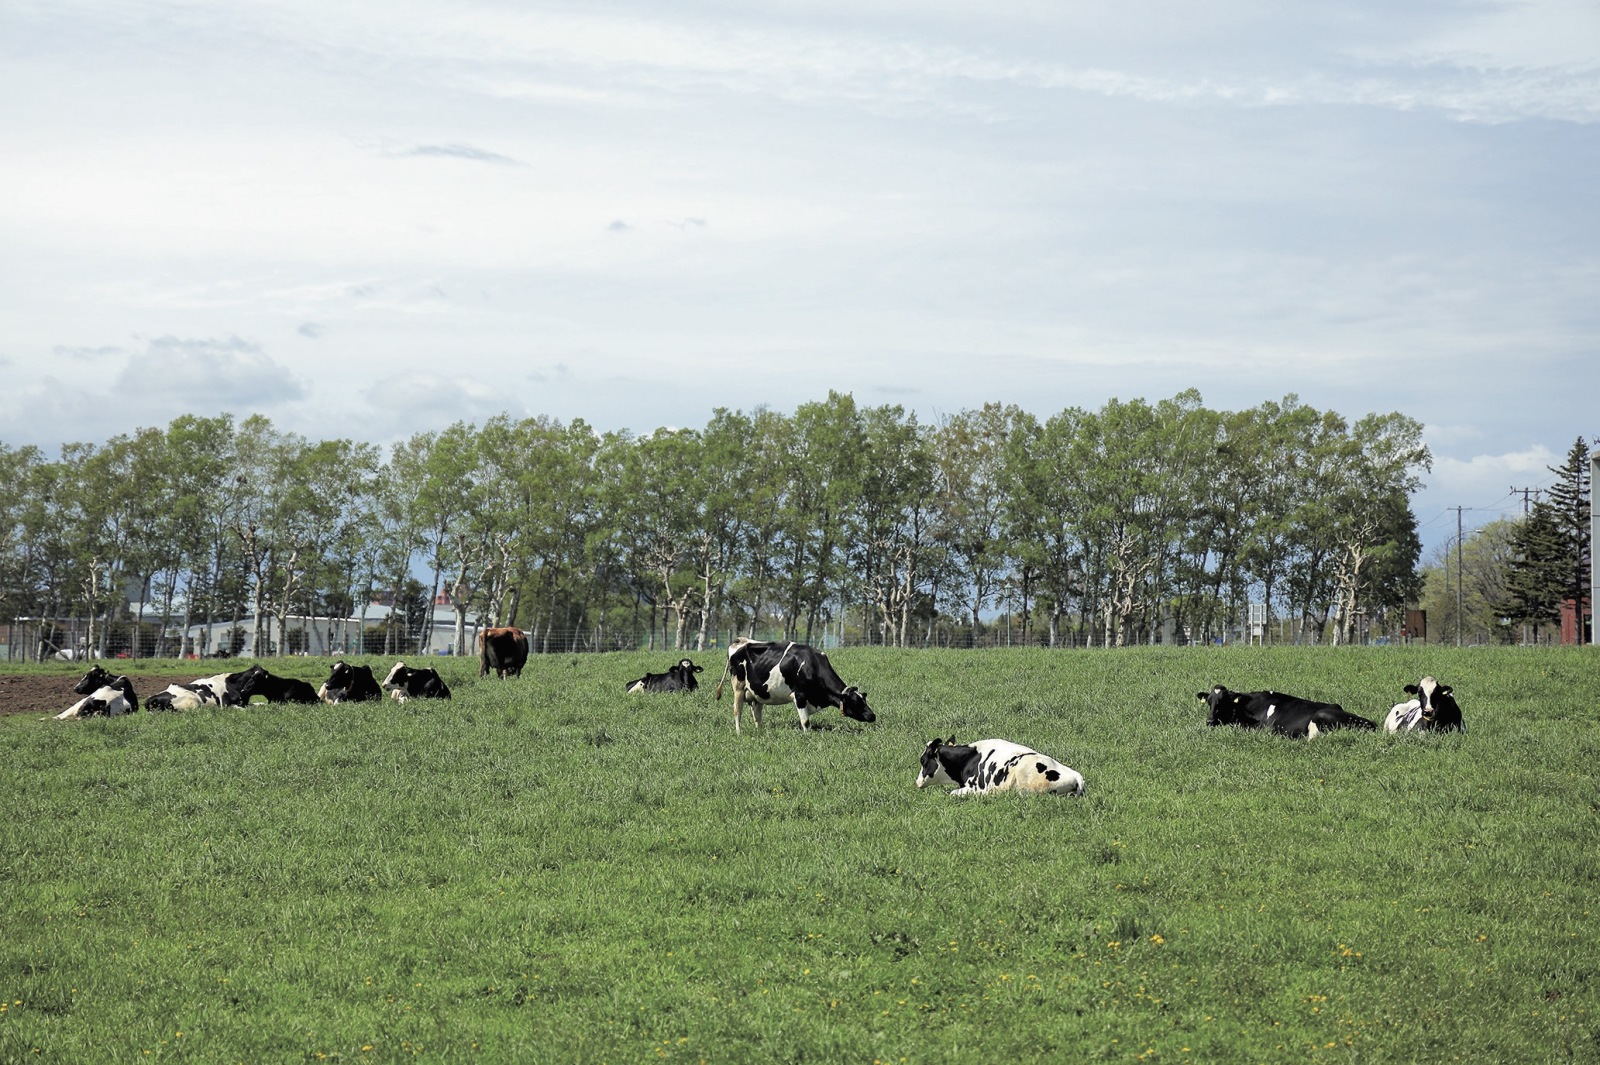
[[182, 604, 464, 658]]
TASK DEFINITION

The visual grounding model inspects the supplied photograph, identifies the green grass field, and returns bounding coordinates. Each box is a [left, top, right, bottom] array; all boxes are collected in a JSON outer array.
[[2, 647, 1597, 1064]]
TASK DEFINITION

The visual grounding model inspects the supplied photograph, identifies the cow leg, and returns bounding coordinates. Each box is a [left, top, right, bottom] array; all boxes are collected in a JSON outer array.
[[733, 681, 749, 735], [794, 697, 811, 731]]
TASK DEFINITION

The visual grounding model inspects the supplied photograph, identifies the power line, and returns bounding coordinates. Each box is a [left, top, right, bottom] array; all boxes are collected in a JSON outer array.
[[1509, 485, 1545, 515]]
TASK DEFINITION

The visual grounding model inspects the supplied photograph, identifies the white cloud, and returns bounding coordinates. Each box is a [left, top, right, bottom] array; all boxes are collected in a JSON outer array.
[[1380, 0, 1600, 70], [1, 0, 1594, 565], [356, 372, 525, 442], [1430, 445, 1562, 497], [115, 336, 306, 403]]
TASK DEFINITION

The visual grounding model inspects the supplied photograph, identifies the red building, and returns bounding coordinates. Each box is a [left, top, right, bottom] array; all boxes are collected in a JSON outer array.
[[1559, 597, 1593, 646]]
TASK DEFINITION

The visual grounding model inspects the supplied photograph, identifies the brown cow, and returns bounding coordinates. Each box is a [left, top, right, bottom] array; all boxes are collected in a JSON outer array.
[[478, 626, 529, 679]]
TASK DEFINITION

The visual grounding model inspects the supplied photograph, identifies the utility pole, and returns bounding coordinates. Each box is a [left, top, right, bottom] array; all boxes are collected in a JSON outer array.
[[1452, 506, 1465, 647], [1510, 485, 1544, 515]]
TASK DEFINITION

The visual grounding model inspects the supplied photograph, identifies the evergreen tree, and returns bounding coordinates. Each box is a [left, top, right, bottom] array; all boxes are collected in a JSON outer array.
[[1545, 437, 1593, 619], [1498, 437, 1591, 639]]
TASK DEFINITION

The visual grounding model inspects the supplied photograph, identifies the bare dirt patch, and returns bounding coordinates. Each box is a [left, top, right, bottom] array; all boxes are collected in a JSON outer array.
[[0, 672, 216, 718]]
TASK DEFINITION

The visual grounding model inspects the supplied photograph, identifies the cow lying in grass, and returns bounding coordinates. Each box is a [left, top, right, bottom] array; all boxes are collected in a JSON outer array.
[[233, 664, 320, 704], [382, 662, 452, 702], [57, 667, 138, 720], [147, 680, 230, 712], [190, 670, 248, 707], [916, 736, 1085, 797], [626, 658, 703, 694], [318, 661, 383, 703], [1198, 685, 1376, 739], [1384, 676, 1465, 733]]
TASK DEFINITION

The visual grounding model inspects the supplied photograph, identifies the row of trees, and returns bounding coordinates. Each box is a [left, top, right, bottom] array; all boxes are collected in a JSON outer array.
[[0, 390, 1433, 659], [1418, 438, 1593, 645]]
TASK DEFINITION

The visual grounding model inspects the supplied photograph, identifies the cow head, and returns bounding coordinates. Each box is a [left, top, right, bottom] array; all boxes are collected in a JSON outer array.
[[1197, 685, 1246, 726], [74, 664, 116, 695], [326, 661, 354, 687], [1404, 676, 1463, 732], [383, 662, 411, 689], [676, 659, 702, 675], [838, 685, 875, 724], [233, 663, 272, 699], [916, 736, 958, 789]]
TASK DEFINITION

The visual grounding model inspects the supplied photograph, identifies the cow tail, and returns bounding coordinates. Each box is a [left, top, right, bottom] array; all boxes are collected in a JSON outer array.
[[714, 656, 733, 700]]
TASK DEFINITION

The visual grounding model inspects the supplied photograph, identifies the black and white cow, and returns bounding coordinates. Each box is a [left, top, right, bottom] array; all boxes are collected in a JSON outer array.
[[318, 661, 383, 704], [1384, 676, 1465, 733], [916, 736, 1085, 797], [57, 668, 138, 720], [233, 664, 320, 704], [479, 627, 529, 679], [146, 680, 227, 712], [712, 638, 874, 734], [1198, 684, 1377, 739], [71, 665, 119, 697], [626, 658, 703, 694], [382, 661, 452, 702], [190, 670, 248, 707]]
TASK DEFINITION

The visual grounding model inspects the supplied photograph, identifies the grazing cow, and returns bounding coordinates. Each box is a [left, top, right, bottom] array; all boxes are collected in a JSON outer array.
[[1384, 676, 1465, 733], [712, 638, 874, 734], [916, 736, 1085, 797], [232, 663, 320, 704], [318, 661, 383, 703], [626, 658, 704, 694], [382, 661, 452, 702], [57, 670, 138, 720], [1198, 685, 1377, 738], [479, 626, 530, 679], [146, 681, 227, 712]]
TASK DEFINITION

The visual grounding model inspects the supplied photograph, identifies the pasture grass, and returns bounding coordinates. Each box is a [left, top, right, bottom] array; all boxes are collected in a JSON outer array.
[[1, 646, 1597, 1063]]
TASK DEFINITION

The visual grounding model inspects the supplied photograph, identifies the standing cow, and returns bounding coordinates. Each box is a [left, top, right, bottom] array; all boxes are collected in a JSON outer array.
[[713, 638, 874, 734], [479, 626, 529, 679]]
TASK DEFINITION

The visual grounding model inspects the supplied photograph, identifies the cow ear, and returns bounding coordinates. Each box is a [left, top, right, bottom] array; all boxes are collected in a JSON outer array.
[[946, 734, 957, 745], [1403, 684, 1420, 695], [1195, 691, 1207, 701]]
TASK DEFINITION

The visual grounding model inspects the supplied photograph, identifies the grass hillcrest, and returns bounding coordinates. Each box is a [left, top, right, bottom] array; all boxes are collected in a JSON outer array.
[[2, 646, 1596, 1063]]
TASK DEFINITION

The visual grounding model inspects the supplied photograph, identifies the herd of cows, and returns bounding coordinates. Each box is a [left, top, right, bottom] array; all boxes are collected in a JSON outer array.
[[49, 628, 1465, 797]]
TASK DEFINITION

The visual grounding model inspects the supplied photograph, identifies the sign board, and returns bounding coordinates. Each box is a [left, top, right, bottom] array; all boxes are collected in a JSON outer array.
[[1248, 603, 1267, 626]]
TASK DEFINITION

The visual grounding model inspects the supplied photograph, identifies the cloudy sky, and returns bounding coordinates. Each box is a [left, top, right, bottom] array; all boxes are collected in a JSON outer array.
[[3, 0, 1596, 558]]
